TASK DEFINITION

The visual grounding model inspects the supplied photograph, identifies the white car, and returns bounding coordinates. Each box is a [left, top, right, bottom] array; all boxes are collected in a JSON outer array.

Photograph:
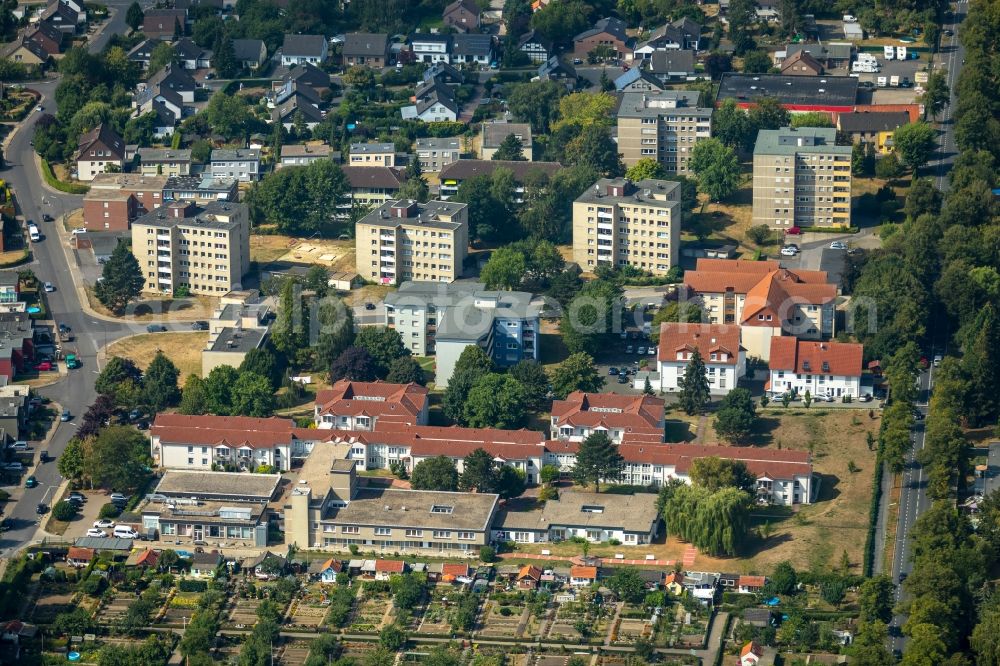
[[71, 228, 87, 235], [648, 347, 656, 355], [843, 14, 858, 22], [780, 246, 799, 256], [43, 282, 55, 292], [93, 519, 115, 529], [829, 241, 849, 250], [86, 528, 108, 538]]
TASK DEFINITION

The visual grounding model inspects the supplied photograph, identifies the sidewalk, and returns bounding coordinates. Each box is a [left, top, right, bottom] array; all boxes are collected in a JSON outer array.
[[497, 552, 676, 567]]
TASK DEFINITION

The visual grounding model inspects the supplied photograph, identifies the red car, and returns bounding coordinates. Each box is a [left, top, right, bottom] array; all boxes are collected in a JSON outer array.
[[34, 361, 53, 371], [785, 226, 803, 235]]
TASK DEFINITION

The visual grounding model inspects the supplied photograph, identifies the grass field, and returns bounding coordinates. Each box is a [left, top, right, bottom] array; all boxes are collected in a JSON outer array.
[[250, 233, 356, 271], [106, 332, 209, 379]]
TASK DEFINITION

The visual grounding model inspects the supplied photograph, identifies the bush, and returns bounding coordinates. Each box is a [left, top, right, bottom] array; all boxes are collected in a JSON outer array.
[[479, 545, 496, 563], [79, 573, 105, 596], [179, 579, 208, 592], [499, 606, 513, 616], [99, 503, 122, 519], [40, 159, 89, 194], [51, 500, 78, 521]]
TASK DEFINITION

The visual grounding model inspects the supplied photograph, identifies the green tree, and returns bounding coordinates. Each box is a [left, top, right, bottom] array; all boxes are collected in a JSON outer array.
[[443, 346, 494, 422], [690, 138, 741, 201], [480, 247, 527, 290], [548, 352, 604, 399], [58, 438, 85, 482], [230, 372, 275, 417], [746, 223, 773, 246], [213, 35, 238, 79], [142, 351, 180, 411], [893, 122, 937, 171], [463, 373, 527, 428], [607, 567, 645, 603], [572, 431, 624, 492], [874, 152, 904, 180], [748, 97, 790, 131], [125, 1, 144, 30], [96, 241, 144, 314], [410, 456, 459, 491], [271, 279, 310, 367], [564, 125, 624, 176], [385, 356, 426, 385], [920, 70, 950, 120], [506, 80, 565, 134], [203, 89, 255, 141], [790, 111, 834, 128], [625, 157, 667, 181], [712, 98, 755, 152], [713, 387, 757, 444], [239, 346, 284, 390], [52, 499, 79, 521], [508, 359, 550, 412], [858, 575, 895, 624], [316, 296, 355, 371], [742, 49, 772, 73], [330, 347, 377, 382], [459, 448, 497, 492], [650, 302, 703, 342], [770, 561, 798, 595], [397, 159, 429, 202], [95, 356, 142, 399], [492, 133, 527, 161], [203, 365, 238, 415], [677, 348, 710, 415], [147, 43, 174, 75], [354, 326, 409, 377], [85, 426, 151, 491], [178, 374, 207, 415], [689, 456, 756, 493]]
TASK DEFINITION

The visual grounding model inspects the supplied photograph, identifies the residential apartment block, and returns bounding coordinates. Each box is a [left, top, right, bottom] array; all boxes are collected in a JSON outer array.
[[354, 199, 468, 285], [767, 337, 863, 400], [314, 380, 429, 430], [89, 173, 167, 212], [383, 281, 540, 386], [278, 143, 337, 169], [131, 201, 250, 295], [645, 323, 746, 394], [136, 148, 191, 177], [82, 190, 139, 231], [616, 91, 711, 173], [752, 126, 852, 229], [480, 121, 532, 160], [572, 177, 682, 275], [349, 142, 397, 168], [210, 148, 261, 182], [550, 392, 665, 443], [201, 295, 272, 376], [150, 414, 296, 472], [684, 258, 837, 360], [414, 137, 461, 173]]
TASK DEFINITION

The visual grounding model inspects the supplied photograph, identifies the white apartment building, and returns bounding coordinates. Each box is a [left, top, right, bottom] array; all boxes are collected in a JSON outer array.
[[131, 201, 250, 296], [549, 392, 665, 443], [415, 137, 461, 173], [355, 199, 469, 284], [649, 323, 746, 395], [313, 380, 429, 430], [572, 177, 682, 276], [349, 142, 397, 168], [767, 337, 863, 400], [616, 91, 712, 173], [150, 414, 296, 472], [209, 148, 261, 182]]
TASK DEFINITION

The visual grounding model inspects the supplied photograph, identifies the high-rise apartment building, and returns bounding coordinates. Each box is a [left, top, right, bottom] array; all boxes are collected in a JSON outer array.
[[752, 126, 853, 229], [131, 201, 250, 295], [355, 199, 469, 284], [572, 177, 681, 275], [616, 91, 712, 174]]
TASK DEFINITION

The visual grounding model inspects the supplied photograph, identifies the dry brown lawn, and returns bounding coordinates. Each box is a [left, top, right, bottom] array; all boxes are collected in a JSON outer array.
[[251, 233, 356, 272], [106, 332, 209, 379], [87, 291, 219, 321]]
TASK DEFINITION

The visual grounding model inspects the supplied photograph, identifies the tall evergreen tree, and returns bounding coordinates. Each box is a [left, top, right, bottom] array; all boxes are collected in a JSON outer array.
[[961, 302, 1000, 426], [125, 1, 144, 30], [271, 279, 310, 367], [95, 241, 144, 314], [142, 351, 180, 412], [678, 348, 710, 415], [492, 134, 526, 161], [572, 432, 624, 492]]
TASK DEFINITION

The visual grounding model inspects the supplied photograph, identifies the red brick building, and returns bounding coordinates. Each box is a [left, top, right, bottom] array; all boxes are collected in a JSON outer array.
[[89, 173, 167, 214], [83, 190, 139, 231]]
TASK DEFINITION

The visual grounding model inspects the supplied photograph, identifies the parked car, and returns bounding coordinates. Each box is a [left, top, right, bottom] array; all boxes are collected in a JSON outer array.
[[608, 367, 619, 376], [829, 241, 849, 250], [625, 345, 634, 354], [128, 409, 142, 422], [933, 354, 942, 367], [43, 282, 55, 292], [859, 394, 873, 402], [68, 491, 86, 503], [191, 320, 209, 331], [36, 503, 47, 514], [617, 374, 629, 384], [25, 476, 37, 488], [94, 519, 115, 529], [86, 529, 107, 538], [10, 441, 28, 451], [780, 246, 799, 256], [146, 324, 167, 333], [785, 226, 803, 235], [60, 409, 71, 422], [41, 214, 54, 222], [35, 361, 53, 371], [110, 492, 128, 505], [71, 228, 87, 235], [4, 462, 23, 472], [39, 450, 49, 463]]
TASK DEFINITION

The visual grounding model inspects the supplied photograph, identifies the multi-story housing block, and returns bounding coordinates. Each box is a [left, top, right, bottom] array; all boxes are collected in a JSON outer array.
[[572, 177, 681, 275], [314, 380, 429, 430], [766, 338, 863, 400], [616, 91, 712, 173], [550, 392, 665, 443], [752, 126, 852, 229], [648, 323, 746, 395], [131, 201, 250, 295], [210, 148, 261, 182], [355, 199, 468, 285]]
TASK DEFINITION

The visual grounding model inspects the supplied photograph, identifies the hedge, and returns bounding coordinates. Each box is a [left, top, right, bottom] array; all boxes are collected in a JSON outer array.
[[178, 579, 208, 592], [40, 160, 89, 194], [862, 423, 888, 576]]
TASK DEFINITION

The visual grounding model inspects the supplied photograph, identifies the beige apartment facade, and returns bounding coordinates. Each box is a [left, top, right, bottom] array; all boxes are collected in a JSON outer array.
[[752, 127, 853, 229], [355, 199, 469, 284], [131, 201, 251, 295], [617, 91, 712, 174], [572, 177, 681, 276]]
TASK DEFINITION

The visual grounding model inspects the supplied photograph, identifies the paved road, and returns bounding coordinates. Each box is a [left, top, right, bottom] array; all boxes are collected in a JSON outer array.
[[932, 0, 967, 194], [0, 0, 144, 556]]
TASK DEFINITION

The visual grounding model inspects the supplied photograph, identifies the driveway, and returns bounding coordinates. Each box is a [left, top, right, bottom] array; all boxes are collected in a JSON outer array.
[[52, 489, 113, 541]]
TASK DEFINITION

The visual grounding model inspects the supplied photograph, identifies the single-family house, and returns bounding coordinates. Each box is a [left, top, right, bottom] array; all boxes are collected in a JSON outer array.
[[76, 124, 125, 182], [280, 34, 328, 66], [270, 91, 325, 131], [66, 546, 96, 567], [633, 20, 700, 59], [682, 571, 719, 604], [0, 35, 51, 67], [423, 61, 465, 86], [647, 49, 696, 81], [452, 33, 493, 65], [278, 143, 336, 168], [136, 148, 192, 176], [40, 0, 83, 33], [517, 565, 542, 589], [835, 111, 910, 154], [25, 21, 64, 56], [210, 148, 261, 182], [411, 33, 452, 64], [780, 49, 823, 76], [232, 38, 267, 70], [615, 67, 667, 92], [664, 572, 685, 595], [127, 37, 163, 70], [190, 551, 224, 577], [569, 565, 598, 586], [375, 559, 406, 580], [401, 81, 459, 122], [414, 137, 461, 173], [309, 557, 343, 583], [573, 17, 630, 60], [783, 43, 853, 69], [737, 575, 766, 594], [767, 338, 863, 400], [142, 9, 186, 40], [442, 0, 480, 33], [173, 38, 212, 69], [537, 56, 576, 85], [342, 32, 390, 67], [125, 549, 161, 569], [245, 551, 287, 579], [517, 30, 552, 63]]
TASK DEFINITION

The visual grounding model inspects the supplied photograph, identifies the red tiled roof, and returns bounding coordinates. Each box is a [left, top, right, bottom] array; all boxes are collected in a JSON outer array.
[[315, 380, 428, 423], [67, 547, 95, 561], [615, 443, 812, 480], [657, 323, 742, 364], [134, 550, 160, 567], [739, 269, 836, 326], [442, 563, 471, 577], [551, 392, 664, 434], [570, 565, 597, 579], [322, 423, 546, 460], [741, 641, 764, 657], [769, 338, 862, 377], [738, 575, 766, 588], [151, 414, 296, 450], [518, 565, 542, 580], [376, 559, 405, 573], [664, 572, 684, 585]]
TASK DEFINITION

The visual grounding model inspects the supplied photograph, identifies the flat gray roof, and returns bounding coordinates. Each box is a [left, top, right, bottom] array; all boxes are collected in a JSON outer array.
[[74, 536, 133, 551], [716, 73, 858, 108], [494, 490, 660, 533], [574, 177, 680, 207], [617, 91, 710, 119], [350, 142, 394, 153], [325, 487, 499, 532], [132, 201, 246, 231], [137, 147, 191, 163], [359, 199, 467, 231], [209, 326, 266, 353], [753, 126, 852, 156], [154, 470, 280, 500]]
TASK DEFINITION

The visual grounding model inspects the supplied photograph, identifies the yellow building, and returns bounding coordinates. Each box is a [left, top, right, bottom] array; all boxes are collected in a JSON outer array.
[[835, 111, 910, 155]]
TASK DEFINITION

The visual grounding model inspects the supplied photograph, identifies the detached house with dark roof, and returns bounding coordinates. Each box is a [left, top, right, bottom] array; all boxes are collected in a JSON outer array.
[[280, 34, 328, 66], [835, 110, 910, 154], [452, 33, 493, 65], [517, 29, 552, 64], [442, 0, 480, 33], [76, 124, 125, 181], [573, 17, 630, 60], [780, 49, 823, 76], [232, 38, 267, 70], [401, 80, 459, 122], [133, 64, 197, 137], [342, 32, 390, 68], [633, 19, 701, 59], [173, 37, 212, 69], [128, 37, 163, 70], [142, 9, 186, 40], [0, 33, 52, 66]]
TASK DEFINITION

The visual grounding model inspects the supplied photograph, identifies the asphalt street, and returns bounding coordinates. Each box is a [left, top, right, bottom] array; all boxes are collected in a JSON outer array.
[[933, 1, 966, 194], [0, 0, 145, 555]]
